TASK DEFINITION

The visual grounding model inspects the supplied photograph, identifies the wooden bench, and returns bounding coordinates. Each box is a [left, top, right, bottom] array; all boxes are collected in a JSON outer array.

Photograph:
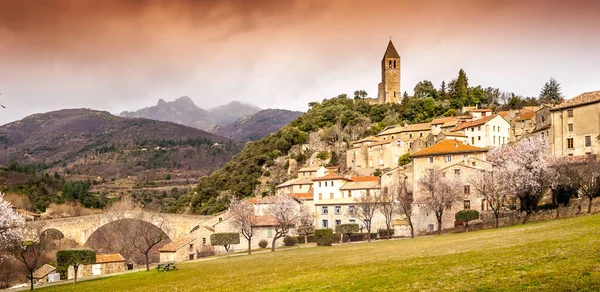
[[157, 262, 177, 272]]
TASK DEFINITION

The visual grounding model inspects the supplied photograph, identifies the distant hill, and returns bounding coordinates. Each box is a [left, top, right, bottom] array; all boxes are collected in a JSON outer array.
[[213, 109, 303, 141], [0, 109, 241, 179], [120, 97, 261, 131]]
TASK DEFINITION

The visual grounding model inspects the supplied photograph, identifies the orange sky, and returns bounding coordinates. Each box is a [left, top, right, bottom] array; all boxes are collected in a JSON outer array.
[[0, 0, 599, 124]]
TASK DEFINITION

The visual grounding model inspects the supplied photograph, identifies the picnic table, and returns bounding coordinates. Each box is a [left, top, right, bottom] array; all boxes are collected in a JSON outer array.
[[157, 262, 177, 272]]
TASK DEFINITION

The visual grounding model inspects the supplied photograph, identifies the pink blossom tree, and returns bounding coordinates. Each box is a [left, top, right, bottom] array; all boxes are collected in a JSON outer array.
[[228, 197, 260, 255], [468, 167, 510, 228], [488, 137, 554, 224], [266, 196, 300, 251], [0, 193, 24, 262]]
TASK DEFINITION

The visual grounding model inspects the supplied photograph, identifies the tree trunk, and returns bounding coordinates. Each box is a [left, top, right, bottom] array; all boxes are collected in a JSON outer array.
[[465, 222, 469, 232], [588, 197, 593, 214], [73, 266, 78, 284], [29, 271, 34, 291], [494, 214, 499, 229], [144, 253, 150, 271], [522, 212, 530, 224], [247, 238, 252, 255], [271, 237, 277, 252], [386, 228, 390, 240], [366, 228, 371, 242], [409, 223, 414, 238], [304, 235, 308, 244], [436, 215, 443, 235], [556, 205, 560, 219]]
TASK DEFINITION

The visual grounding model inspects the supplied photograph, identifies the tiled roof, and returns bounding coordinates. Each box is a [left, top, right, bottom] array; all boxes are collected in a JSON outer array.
[[552, 91, 600, 110], [246, 197, 272, 204], [431, 116, 457, 125], [311, 173, 351, 181], [498, 111, 509, 118], [452, 114, 498, 131], [351, 176, 380, 182], [441, 131, 467, 138], [515, 110, 535, 121], [159, 237, 195, 252], [96, 253, 125, 263], [290, 192, 314, 200], [378, 123, 431, 135], [276, 177, 313, 188], [33, 264, 56, 279], [369, 140, 392, 147], [470, 108, 492, 112], [411, 140, 487, 157], [298, 166, 322, 172], [255, 215, 278, 227], [340, 181, 380, 190]]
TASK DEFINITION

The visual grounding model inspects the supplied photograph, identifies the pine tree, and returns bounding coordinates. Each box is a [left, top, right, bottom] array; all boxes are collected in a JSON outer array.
[[439, 81, 448, 100], [539, 77, 563, 103]]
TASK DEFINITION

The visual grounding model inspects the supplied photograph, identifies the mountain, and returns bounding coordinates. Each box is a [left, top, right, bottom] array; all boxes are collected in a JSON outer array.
[[0, 109, 241, 179], [213, 109, 303, 141], [120, 97, 260, 131]]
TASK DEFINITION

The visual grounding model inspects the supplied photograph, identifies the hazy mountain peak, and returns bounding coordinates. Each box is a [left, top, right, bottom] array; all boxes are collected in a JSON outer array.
[[157, 98, 167, 106]]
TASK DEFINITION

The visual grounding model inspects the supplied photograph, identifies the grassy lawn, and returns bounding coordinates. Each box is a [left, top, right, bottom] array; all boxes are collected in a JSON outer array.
[[41, 214, 600, 291]]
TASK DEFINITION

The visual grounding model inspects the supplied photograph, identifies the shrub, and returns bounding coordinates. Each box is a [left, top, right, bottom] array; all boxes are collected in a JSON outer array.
[[210, 232, 240, 251], [283, 235, 298, 247], [56, 249, 96, 283], [315, 229, 334, 246], [377, 228, 395, 238], [197, 245, 216, 258], [335, 224, 360, 243], [316, 151, 330, 160], [455, 209, 480, 230], [258, 239, 268, 249]]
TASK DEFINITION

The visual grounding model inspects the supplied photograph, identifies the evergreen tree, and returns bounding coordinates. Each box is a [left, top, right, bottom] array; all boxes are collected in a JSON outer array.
[[439, 81, 448, 100], [539, 77, 563, 103], [413, 80, 437, 99]]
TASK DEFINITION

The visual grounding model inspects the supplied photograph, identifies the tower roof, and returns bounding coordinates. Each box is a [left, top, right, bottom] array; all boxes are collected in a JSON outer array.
[[383, 40, 400, 59]]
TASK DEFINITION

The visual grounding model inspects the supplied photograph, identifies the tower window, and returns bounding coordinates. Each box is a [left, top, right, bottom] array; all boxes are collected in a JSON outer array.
[[389, 60, 392, 68], [393, 60, 397, 68]]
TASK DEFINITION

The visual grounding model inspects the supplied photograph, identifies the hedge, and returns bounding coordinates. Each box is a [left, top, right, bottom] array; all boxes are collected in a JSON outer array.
[[210, 232, 240, 251], [377, 228, 395, 238], [56, 249, 96, 283], [315, 229, 333, 246]]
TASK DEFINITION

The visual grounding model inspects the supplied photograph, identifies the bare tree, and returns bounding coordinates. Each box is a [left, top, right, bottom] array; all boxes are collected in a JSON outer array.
[[354, 191, 381, 242], [266, 196, 300, 252], [13, 224, 49, 291], [468, 167, 509, 228], [392, 176, 415, 238], [561, 159, 600, 214], [228, 198, 260, 255], [296, 204, 314, 244], [378, 188, 395, 240], [132, 213, 169, 271], [419, 169, 462, 235]]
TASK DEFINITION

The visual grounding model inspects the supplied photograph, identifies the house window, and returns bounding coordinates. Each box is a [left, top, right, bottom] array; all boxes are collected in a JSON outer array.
[[428, 224, 435, 233], [189, 244, 194, 252], [568, 123, 573, 132], [471, 127, 475, 132], [319, 182, 322, 187], [348, 205, 355, 215], [471, 137, 474, 144], [335, 206, 341, 214], [379, 158, 384, 166], [330, 193, 333, 199], [318, 193, 323, 200], [268, 228, 273, 238], [335, 219, 342, 226], [299, 185, 303, 190], [321, 206, 328, 214], [464, 185, 470, 195], [409, 133, 413, 138], [202, 238, 206, 245], [420, 133, 423, 137], [567, 109, 573, 117], [478, 136, 481, 141], [464, 200, 471, 209], [349, 219, 356, 224], [493, 136, 496, 144], [391, 135, 395, 139], [521, 121, 525, 128], [445, 155, 452, 163], [463, 154, 468, 160], [567, 138, 574, 149], [493, 126, 495, 131], [482, 199, 487, 211], [541, 116, 545, 123], [585, 135, 592, 147], [454, 169, 460, 176], [348, 190, 352, 198], [325, 182, 328, 187], [478, 126, 481, 131], [322, 220, 328, 228], [429, 157, 434, 163]]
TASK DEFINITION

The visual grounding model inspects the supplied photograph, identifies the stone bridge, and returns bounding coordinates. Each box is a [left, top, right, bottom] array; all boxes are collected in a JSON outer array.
[[28, 211, 219, 246]]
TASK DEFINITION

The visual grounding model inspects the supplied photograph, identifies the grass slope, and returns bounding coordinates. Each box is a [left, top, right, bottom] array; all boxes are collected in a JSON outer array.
[[42, 215, 600, 291]]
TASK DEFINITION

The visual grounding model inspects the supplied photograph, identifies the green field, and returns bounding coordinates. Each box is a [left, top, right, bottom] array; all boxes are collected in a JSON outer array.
[[41, 215, 600, 291]]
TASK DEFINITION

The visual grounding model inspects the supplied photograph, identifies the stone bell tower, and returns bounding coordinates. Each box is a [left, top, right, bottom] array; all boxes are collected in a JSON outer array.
[[377, 40, 401, 104]]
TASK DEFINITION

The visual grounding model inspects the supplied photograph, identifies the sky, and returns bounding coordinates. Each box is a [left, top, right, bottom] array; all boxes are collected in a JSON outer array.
[[0, 0, 599, 125]]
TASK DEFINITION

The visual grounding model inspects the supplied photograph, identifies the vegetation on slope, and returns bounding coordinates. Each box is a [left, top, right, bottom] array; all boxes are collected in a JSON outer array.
[[39, 214, 600, 291]]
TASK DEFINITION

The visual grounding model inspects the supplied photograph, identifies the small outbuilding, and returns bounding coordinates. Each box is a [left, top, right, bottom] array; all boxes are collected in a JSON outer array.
[[32, 264, 57, 284], [68, 253, 126, 279], [159, 237, 196, 263]]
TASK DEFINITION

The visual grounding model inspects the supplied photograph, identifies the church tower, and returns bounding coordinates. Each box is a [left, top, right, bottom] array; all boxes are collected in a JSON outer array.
[[377, 40, 401, 104]]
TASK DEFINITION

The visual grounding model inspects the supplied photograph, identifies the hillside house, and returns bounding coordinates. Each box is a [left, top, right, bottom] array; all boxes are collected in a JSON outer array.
[[158, 237, 196, 262], [451, 114, 510, 148], [32, 264, 57, 284], [550, 91, 600, 157]]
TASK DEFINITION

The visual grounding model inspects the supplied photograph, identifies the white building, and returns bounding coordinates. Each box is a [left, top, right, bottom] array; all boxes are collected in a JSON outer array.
[[451, 114, 510, 148]]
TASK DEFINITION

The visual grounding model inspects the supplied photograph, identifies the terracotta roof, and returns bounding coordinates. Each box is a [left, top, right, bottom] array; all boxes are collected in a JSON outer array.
[[378, 123, 431, 136], [351, 176, 380, 182], [369, 140, 392, 147], [298, 166, 322, 172], [340, 181, 380, 190], [470, 108, 492, 112], [159, 237, 195, 252], [452, 114, 498, 131], [311, 173, 351, 181], [441, 131, 467, 138], [515, 110, 535, 121], [431, 116, 457, 125], [276, 177, 313, 188], [498, 111, 509, 118], [246, 197, 272, 204], [255, 215, 278, 227], [96, 253, 125, 263], [411, 140, 487, 157], [383, 40, 400, 59], [354, 136, 382, 143], [33, 264, 56, 279], [290, 192, 314, 200], [552, 91, 600, 110]]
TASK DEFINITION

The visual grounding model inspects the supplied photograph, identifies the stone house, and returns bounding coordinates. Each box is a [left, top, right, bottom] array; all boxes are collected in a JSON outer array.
[[425, 131, 469, 148], [550, 91, 600, 157], [158, 237, 196, 263], [451, 114, 510, 148], [531, 105, 553, 145], [469, 108, 493, 120], [297, 166, 326, 178], [511, 109, 537, 142], [410, 140, 488, 234], [32, 264, 57, 284], [275, 177, 314, 196], [68, 253, 126, 280], [377, 122, 432, 142]]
